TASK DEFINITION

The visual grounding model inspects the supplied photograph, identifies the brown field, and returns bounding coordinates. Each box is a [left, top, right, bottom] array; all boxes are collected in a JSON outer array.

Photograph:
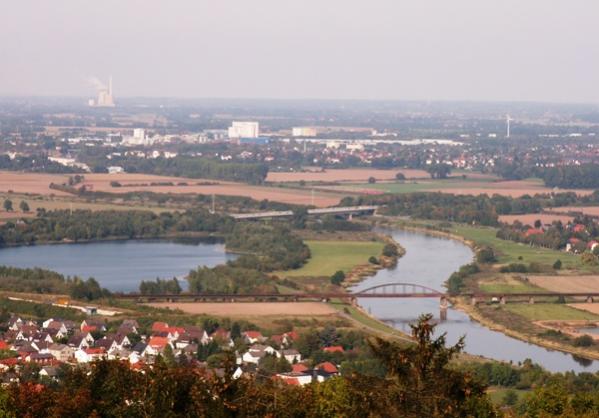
[[148, 302, 338, 317], [0, 171, 343, 207], [499, 213, 574, 225], [528, 275, 599, 293], [568, 304, 599, 316], [266, 168, 430, 183], [432, 180, 593, 198], [547, 206, 599, 217]]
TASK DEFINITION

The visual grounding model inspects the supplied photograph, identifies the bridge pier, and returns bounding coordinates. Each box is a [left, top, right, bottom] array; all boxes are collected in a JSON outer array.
[[587, 296, 595, 303], [439, 296, 449, 309], [439, 308, 447, 321]]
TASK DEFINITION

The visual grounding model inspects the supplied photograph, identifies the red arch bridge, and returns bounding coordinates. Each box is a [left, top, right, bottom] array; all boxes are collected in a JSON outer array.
[[113, 282, 599, 306]]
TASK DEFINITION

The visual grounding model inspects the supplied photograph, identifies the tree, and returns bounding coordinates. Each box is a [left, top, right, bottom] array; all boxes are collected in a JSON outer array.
[[502, 389, 518, 406], [19, 200, 30, 213], [476, 246, 496, 264], [426, 163, 452, 179], [330, 270, 345, 286], [3, 199, 12, 212], [395, 172, 406, 181], [366, 314, 497, 417], [368, 256, 379, 264], [368, 176, 376, 184], [553, 259, 562, 270], [382, 243, 399, 257]]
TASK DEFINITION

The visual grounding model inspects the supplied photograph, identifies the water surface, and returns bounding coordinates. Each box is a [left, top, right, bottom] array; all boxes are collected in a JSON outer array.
[[0, 239, 235, 292], [353, 229, 599, 373]]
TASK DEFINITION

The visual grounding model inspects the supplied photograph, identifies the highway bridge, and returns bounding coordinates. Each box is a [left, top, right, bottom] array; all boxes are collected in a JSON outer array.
[[229, 205, 378, 220]]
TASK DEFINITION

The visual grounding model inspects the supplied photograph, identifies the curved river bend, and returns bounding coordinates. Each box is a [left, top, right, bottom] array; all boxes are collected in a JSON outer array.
[[0, 232, 596, 372], [352, 229, 599, 374]]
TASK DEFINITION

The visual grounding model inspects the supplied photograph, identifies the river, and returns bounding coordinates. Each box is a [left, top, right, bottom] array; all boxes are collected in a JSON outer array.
[[352, 229, 599, 373], [0, 231, 596, 372], [0, 238, 236, 292]]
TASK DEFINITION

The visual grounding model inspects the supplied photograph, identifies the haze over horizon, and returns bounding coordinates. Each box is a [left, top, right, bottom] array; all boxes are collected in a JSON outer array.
[[1, 0, 598, 103]]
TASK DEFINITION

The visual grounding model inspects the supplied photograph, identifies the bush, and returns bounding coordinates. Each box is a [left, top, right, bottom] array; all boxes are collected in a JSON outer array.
[[499, 263, 528, 273], [573, 335, 594, 347], [330, 270, 346, 286], [476, 246, 496, 264], [382, 243, 399, 257], [110, 181, 122, 187], [582, 252, 598, 266], [368, 177, 376, 184], [553, 259, 562, 270], [368, 256, 379, 264]]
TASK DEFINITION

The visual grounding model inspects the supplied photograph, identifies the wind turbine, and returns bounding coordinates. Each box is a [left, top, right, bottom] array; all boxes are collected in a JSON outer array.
[[506, 114, 512, 138]]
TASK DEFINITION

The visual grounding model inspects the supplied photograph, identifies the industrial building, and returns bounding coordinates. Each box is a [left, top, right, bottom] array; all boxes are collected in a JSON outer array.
[[228, 121, 259, 139], [88, 76, 115, 107]]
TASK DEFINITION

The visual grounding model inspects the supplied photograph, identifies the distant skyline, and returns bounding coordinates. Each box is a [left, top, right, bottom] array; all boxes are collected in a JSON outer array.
[[1, 1, 598, 103]]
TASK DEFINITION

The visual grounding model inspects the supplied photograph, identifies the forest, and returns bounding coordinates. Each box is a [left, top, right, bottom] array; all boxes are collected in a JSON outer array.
[[541, 164, 599, 189]]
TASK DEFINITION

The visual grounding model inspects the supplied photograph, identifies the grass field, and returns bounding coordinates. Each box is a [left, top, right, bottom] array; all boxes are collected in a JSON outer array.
[[279, 240, 384, 278], [478, 276, 546, 294], [503, 304, 599, 321], [452, 225, 586, 270]]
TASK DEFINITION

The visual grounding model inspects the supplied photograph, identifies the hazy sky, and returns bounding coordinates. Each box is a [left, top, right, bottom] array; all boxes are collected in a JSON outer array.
[[1, 0, 598, 102]]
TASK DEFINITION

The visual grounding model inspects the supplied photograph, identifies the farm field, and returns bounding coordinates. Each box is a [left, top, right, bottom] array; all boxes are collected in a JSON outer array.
[[503, 303, 599, 321], [546, 206, 599, 217], [0, 171, 343, 207], [266, 168, 429, 183], [0, 194, 169, 220], [498, 213, 574, 225], [528, 275, 599, 293], [568, 303, 599, 316], [452, 225, 586, 270], [332, 178, 592, 198], [478, 276, 545, 294], [147, 302, 338, 317], [278, 240, 384, 278]]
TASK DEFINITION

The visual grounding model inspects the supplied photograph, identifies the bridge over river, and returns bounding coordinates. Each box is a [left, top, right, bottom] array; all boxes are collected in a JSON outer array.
[[115, 282, 599, 306]]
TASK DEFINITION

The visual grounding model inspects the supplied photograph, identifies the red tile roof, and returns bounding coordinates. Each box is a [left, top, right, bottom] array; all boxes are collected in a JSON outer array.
[[152, 322, 170, 333], [316, 362, 338, 374], [292, 363, 309, 373], [323, 346, 344, 353], [148, 336, 169, 348]]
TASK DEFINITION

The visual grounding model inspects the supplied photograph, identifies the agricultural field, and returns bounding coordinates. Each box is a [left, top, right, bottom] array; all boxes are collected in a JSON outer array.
[[266, 168, 429, 183], [452, 225, 585, 270], [326, 177, 592, 198], [527, 275, 599, 293], [147, 302, 338, 317], [498, 213, 574, 225], [503, 303, 599, 321], [0, 171, 344, 207], [478, 276, 546, 294], [0, 193, 169, 221], [277, 240, 384, 278], [546, 206, 599, 217]]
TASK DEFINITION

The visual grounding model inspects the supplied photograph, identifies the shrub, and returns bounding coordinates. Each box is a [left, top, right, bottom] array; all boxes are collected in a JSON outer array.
[[368, 256, 379, 264], [382, 243, 399, 257], [499, 263, 528, 273], [553, 259, 562, 270], [330, 270, 346, 286], [573, 335, 594, 347], [476, 246, 496, 263]]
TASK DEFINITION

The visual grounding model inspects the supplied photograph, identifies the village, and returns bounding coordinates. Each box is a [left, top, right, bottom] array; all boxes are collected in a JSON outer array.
[[0, 314, 348, 387]]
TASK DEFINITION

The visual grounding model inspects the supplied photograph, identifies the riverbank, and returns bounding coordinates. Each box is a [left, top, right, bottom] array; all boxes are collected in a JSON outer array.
[[455, 298, 599, 361]]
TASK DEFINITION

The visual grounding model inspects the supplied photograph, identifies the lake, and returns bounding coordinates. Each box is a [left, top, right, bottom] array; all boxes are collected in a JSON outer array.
[[0, 239, 236, 292]]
